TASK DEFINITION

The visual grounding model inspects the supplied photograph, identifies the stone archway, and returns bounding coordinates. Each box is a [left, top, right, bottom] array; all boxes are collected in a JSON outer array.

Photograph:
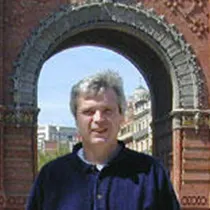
[[13, 2, 205, 110], [1, 2, 209, 210]]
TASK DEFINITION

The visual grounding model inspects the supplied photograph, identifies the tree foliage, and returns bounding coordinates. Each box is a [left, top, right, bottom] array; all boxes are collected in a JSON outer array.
[[38, 144, 71, 171]]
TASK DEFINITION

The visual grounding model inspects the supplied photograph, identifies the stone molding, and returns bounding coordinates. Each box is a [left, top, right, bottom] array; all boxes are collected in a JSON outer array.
[[0, 106, 39, 126], [12, 1, 207, 120], [153, 107, 210, 133], [171, 108, 210, 131]]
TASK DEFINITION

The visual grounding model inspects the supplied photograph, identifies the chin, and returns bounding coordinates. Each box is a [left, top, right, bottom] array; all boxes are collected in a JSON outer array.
[[91, 137, 110, 144]]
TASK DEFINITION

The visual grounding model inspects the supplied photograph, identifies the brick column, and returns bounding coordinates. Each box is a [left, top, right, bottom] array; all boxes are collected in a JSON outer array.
[[0, 0, 3, 103], [172, 111, 210, 210], [172, 128, 182, 199], [0, 0, 5, 207], [180, 128, 210, 210], [1, 108, 38, 210], [0, 106, 5, 208]]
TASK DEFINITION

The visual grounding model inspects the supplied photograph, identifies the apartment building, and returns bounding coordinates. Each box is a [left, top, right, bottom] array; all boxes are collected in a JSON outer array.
[[118, 86, 152, 154]]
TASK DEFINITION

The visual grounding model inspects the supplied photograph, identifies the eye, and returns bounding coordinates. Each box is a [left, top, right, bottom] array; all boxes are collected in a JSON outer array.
[[82, 109, 94, 116], [104, 108, 113, 115]]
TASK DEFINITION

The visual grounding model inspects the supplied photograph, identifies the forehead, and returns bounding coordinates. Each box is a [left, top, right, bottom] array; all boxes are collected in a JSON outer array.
[[77, 88, 118, 106]]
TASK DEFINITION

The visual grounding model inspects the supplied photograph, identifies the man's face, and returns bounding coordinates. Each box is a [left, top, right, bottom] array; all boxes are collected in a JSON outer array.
[[75, 88, 124, 146]]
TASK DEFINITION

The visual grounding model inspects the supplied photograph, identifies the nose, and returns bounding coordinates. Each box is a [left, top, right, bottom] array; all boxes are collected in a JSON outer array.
[[93, 110, 104, 122]]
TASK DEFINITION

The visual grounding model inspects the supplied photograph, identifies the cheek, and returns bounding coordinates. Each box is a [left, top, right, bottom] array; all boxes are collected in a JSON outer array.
[[77, 117, 91, 128], [109, 117, 122, 128]]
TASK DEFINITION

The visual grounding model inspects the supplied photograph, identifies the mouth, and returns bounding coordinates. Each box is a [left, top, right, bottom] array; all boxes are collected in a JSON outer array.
[[91, 128, 108, 134]]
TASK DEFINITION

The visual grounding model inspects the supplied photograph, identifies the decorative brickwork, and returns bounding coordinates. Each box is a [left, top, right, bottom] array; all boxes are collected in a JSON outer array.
[[181, 195, 208, 207], [0, 108, 39, 126], [0, 195, 27, 209], [0, 0, 209, 210], [163, 0, 209, 38]]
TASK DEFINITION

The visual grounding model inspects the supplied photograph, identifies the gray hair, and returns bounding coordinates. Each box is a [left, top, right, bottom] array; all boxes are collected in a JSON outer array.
[[70, 70, 127, 118]]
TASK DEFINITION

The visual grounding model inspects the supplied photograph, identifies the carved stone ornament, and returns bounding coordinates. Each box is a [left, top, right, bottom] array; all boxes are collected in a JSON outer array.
[[0, 195, 26, 207], [0, 107, 39, 126], [163, 0, 209, 38], [181, 195, 208, 207], [171, 108, 210, 131], [7, 196, 26, 205], [12, 1, 207, 126]]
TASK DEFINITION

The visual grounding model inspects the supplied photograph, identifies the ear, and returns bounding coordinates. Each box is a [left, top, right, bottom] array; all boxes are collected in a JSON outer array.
[[74, 116, 80, 130], [119, 114, 125, 125]]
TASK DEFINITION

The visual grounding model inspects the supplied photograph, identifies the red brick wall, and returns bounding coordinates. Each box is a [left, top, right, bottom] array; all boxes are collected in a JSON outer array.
[[45, 140, 59, 153], [0, 0, 4, 104], [0, 0, 4, 201], [143, 1, 209, 97], [181, 128, 210, 209], [3, 0, 67, 104]]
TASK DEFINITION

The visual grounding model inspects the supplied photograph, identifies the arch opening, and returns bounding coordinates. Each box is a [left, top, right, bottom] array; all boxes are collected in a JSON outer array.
[[47, 27, 173, 121], [35, 26, 173, 171]]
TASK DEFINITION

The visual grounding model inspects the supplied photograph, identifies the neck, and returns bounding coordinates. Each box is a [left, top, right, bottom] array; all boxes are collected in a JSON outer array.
[[82, 141, 118, 165]]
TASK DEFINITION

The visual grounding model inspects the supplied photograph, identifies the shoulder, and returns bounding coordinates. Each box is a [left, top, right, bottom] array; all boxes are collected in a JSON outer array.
[[38, 153, 76, 178], [122, 147, 159, 165], [120, 147, 166, 174]]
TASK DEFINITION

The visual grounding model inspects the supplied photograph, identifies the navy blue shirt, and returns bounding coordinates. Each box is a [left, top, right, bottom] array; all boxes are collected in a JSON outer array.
[[26, 143, 180, 210]]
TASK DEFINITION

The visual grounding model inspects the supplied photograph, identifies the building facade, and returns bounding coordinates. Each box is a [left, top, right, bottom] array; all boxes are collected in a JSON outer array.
[[118, 86, 152, 154], [37, 125, 79, 153]]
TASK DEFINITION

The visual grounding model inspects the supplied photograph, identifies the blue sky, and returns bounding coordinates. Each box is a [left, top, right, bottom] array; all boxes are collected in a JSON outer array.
[[38, 46, 148, 127]]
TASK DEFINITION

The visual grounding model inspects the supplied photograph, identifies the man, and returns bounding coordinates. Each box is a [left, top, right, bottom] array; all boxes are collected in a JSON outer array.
[[27, 70, 180, 210]]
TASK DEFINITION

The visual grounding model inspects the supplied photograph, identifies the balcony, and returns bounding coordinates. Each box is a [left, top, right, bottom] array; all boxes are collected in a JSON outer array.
[[133, 128, 149, 140]]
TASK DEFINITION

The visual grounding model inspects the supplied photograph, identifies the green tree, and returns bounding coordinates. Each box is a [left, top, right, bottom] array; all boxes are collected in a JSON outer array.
[[38, 143, 71, 171]]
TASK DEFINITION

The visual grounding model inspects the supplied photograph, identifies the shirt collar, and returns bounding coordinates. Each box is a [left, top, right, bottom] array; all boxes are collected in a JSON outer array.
[[76, 142, 123, 171]]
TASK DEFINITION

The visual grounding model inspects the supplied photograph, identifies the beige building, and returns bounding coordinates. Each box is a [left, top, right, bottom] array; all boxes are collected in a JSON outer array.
[[118, 86, 152, 154]]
